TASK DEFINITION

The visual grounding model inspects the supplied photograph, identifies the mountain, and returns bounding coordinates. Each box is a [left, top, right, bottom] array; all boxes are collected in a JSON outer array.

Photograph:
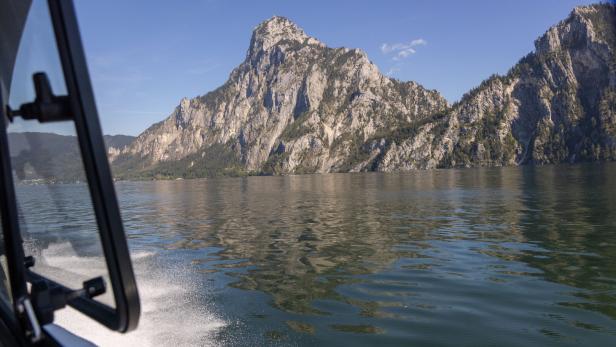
[[111, 16, 447, 178], [8, 132, 134, 182], [112, 4, 616, 179], [366, 3, 616, 171], [104, 134, 134, 150]]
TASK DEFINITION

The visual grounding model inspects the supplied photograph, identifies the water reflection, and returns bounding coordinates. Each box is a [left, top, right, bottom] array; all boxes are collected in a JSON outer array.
[[115, 164, 616, 345]]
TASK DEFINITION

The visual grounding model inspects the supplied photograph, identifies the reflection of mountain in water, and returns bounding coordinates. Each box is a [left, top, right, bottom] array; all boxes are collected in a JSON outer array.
[[509, 165, 616, 320], [119, 164, 616, 338], [12, 133, 616, 343]]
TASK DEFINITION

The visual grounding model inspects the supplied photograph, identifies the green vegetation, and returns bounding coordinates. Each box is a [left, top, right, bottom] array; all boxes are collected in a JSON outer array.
[[440, 104, 519, 168], [335, 130, 375, 172], [260, 151, 290, 175], [319, 48, 362, 114], [293, 149, 320, 174], [599, 87, 616, 136], [390, 79, 412, 100], [574, 87, 616, 161], [374, 112, 447, 145], [280, 113, 311, 141], [113, 142, 247, 180], [584, 4, 616, 52]]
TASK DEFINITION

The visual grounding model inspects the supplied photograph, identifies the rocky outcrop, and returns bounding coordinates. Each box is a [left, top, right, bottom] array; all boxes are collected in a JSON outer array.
[[112, 4, 616, 178], [367, 4, 616, 171], [111, 16, 446, 178]]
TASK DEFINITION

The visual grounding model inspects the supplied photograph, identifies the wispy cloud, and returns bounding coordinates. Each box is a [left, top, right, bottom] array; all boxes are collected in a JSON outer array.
[[386, 67, 400, 76], [380, 38, 427, 61]]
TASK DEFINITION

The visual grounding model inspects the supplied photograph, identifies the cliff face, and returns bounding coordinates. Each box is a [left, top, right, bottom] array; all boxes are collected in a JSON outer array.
[[112, 17, 446, 177], [365, 4, 616, 171], [112, 4, 616, 178]]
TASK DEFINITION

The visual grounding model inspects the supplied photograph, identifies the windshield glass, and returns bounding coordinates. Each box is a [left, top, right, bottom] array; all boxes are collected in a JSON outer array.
[[6, 0, 114, 310]]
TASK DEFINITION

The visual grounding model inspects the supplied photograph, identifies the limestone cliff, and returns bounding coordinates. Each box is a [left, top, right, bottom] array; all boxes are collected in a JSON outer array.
[[112, 4, 616, 178], [362, 4, 616, 171]]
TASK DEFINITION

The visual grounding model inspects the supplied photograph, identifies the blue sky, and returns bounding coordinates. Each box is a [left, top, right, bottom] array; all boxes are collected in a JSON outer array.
[[10, 0, 601, 136]]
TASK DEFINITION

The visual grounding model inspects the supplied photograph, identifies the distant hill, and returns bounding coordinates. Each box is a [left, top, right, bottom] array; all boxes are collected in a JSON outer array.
[[8, 132, 134, 182]]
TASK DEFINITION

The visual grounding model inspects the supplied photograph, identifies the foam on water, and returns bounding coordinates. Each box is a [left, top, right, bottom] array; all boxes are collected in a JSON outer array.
[[31, 242, 227, 346]]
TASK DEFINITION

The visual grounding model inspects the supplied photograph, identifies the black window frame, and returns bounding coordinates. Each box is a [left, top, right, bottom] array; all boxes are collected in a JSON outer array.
[[0, 0, 140, 337]]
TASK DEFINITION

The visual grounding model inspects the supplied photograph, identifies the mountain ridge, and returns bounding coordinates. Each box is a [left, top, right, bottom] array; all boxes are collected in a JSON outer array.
[[8, 132, 134, 182], [111, 4, 616, 179]]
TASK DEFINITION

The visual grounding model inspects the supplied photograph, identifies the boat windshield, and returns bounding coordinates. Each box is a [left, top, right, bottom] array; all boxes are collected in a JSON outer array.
[[6, 0, 115, 311]]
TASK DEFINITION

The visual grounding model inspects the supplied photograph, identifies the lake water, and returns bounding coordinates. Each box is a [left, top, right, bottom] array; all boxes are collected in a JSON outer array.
[[15, 164, 616, 346]]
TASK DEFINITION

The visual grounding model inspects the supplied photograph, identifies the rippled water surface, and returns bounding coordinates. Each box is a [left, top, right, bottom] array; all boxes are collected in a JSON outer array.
[[15, 164, 616, 346]]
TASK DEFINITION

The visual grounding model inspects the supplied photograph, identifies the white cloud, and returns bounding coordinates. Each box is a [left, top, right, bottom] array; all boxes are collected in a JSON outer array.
[[386, 67, 400, 76], [380, 38, 427, 61], [410, 38, 427, 46]]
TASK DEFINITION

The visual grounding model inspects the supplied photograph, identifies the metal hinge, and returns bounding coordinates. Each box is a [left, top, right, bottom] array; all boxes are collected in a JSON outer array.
[[17, 297, 43, 343]]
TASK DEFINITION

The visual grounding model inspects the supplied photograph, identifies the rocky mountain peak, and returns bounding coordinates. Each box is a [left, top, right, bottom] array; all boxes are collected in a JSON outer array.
[[179, 97, 190, 111], [249, 16, 322, 53], [112, 4, 616, 179], [535, 4, 614, 54]]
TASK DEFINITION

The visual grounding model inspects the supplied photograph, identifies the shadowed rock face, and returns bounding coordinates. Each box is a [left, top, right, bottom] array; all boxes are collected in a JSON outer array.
[[113, 4, 616, 179]]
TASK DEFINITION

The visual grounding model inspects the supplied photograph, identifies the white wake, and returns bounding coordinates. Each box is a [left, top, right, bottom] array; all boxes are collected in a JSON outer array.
[[29, 242, 226, 346]]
